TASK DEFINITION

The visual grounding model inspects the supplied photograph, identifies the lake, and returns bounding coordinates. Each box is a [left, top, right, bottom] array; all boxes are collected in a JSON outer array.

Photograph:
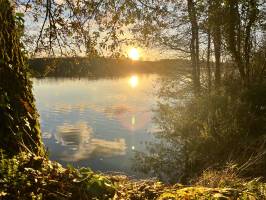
[[32, 74, 160, 177]]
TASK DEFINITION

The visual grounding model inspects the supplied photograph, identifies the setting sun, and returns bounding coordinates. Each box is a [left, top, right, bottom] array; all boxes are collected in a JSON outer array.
[[128, 48, 140, 60]]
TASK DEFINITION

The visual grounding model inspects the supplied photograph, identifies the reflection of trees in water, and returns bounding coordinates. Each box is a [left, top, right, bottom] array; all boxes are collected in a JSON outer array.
[[135, 76, 266, 183]]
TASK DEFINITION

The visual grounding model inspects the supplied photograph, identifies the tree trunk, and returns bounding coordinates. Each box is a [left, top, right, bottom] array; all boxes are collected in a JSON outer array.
[[0, 0, 44, 156], [187, 0, 200, 91], [207, 28, 211, 92], [244, 0, 258, 84], [209, 0, 221, 88], [213, 25, 221, 88], [226, 1, 246, 83]]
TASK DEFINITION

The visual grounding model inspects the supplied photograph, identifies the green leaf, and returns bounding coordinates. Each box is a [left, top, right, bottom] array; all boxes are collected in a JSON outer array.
[[15, 12, 24, 18]]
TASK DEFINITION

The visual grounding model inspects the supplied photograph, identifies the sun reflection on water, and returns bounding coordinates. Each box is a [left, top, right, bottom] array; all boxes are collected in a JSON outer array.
[[131, 115, 136, 126], [129, 75, 139, 88]]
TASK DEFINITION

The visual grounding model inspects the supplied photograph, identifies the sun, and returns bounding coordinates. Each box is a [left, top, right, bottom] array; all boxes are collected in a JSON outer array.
[[128, 48, 140, 61]]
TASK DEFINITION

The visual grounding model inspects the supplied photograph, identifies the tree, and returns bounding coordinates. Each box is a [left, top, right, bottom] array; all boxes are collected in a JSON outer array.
[[129, 0, 265, 89], [187, 0, 201, 90], [0, 0, 44, 156], [16, 0, 135, 58], [209, 0, 222, 88], [128, 0, 202, 91], [223, 0, 261, 84], [130, 0, 266, 183], [135, 71, 266, 183]]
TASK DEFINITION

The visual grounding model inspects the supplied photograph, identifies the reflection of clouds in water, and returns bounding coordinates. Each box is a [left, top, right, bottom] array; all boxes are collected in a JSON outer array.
[[112, 94, 127, 101], [52, 103, 132, 117], [118, 112, 150, 132], [42, 132, 52, 139], [55, 122, 126, 161], [104, 104, 133, 118], [94, 104, 150, 132], [49, 101, 151, 133], [90, 138, 126, 156], [48, 101, 151, 133], [56, 122, 92, 146], [103, 105, 151, 132], [52, 103, 88, 114]]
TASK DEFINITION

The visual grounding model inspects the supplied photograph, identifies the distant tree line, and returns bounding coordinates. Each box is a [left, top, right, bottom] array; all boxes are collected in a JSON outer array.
[[28, 57, 190, 77]]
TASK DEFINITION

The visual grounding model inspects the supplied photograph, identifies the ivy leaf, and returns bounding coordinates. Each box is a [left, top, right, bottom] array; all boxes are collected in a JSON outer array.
[[15, 12, 24, 18]]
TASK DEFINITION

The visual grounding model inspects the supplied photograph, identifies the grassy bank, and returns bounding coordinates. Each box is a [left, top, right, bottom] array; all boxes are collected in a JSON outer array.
[[1, 152, 265, 200]]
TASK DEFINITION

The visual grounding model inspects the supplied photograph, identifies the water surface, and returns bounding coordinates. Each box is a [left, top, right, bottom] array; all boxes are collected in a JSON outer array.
[[33, 74, 159, 177]]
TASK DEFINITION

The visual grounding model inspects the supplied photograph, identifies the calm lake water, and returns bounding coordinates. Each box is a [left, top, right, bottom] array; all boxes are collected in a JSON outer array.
[[32, 74, 160, 177]]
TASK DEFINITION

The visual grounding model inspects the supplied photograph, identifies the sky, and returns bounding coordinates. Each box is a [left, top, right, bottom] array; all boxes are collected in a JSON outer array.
[[16, 0, 182, 61]]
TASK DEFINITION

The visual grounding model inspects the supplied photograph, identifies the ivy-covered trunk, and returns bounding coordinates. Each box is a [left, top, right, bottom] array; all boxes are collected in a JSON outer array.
[[0, 0, 44, 156]]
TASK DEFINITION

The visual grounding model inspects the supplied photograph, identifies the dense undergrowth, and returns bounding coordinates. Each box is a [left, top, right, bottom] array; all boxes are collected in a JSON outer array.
[[1, 152, 266, 200]]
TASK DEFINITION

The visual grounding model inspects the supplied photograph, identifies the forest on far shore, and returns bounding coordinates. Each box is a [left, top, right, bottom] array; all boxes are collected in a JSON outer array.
[[28, 57, 191, 77]]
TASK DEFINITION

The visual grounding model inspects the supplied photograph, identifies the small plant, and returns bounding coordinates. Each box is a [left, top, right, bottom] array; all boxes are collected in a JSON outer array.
[[0, 151, 115, 199]]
